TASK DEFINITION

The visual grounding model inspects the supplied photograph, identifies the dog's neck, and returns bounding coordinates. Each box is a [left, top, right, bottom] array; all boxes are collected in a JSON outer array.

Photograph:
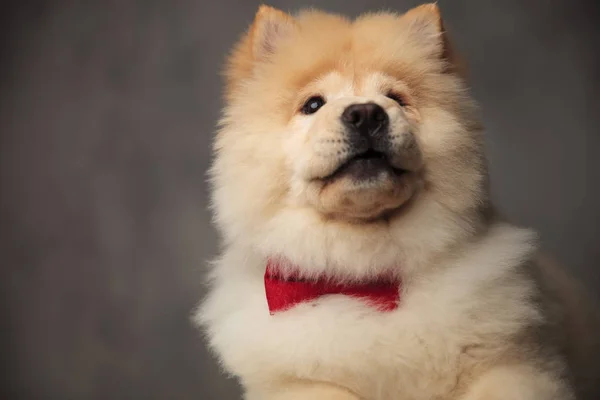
[[264, 257, 401, 314]]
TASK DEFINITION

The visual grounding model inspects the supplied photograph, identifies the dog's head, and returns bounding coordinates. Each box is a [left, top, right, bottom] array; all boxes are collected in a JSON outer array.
[[211, 4, 490, 278]]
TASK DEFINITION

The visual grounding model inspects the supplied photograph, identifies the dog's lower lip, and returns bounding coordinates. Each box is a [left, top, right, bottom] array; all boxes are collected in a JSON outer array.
[[322, 151, 407, 181]]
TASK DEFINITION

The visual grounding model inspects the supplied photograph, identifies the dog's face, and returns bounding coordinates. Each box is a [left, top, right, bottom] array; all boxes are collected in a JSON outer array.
[[212, 4, 489, 276], [287, 69, 423, 221]]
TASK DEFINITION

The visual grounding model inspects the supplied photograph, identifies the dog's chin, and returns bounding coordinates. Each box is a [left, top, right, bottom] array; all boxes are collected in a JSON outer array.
[[305, 154, 418, 222]]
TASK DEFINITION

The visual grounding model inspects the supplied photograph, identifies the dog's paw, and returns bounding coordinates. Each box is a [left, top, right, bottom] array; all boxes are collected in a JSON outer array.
[[247, 382, 361, 400], [460, 365, 573, 400]]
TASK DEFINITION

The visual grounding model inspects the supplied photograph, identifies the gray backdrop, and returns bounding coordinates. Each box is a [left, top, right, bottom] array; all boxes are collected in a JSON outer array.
[[1, 0, 598, 399]]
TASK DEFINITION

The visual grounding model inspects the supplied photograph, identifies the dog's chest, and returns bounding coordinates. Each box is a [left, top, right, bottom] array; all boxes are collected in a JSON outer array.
[[200, 226, 538, 399], [208, 272, 522, 400], [274, 301, 472, 399]]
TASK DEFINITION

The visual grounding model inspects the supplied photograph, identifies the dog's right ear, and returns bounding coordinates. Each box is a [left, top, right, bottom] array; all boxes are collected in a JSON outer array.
[[224, 6, 297, 101], [250, 6, 298, 61]]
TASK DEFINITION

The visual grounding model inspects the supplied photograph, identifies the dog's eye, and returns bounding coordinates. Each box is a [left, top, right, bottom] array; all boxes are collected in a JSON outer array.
[[301, 96, 326, 115], [386, 92, 407, 107]]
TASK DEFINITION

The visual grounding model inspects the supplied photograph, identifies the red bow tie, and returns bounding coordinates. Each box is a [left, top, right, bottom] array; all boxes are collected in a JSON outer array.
[[264, 259, 401, 314]]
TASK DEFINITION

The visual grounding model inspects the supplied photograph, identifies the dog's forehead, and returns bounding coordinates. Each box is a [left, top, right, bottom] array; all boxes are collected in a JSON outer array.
[[312, 70, 393, 97]]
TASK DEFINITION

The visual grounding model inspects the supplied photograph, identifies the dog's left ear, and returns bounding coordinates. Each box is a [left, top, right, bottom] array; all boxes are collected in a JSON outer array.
[[401, 3, 467, 79]]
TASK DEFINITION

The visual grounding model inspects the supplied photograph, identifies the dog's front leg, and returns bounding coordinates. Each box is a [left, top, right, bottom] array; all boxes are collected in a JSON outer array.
[[460, 365, 574, 400], [245, 381, 361, 400]]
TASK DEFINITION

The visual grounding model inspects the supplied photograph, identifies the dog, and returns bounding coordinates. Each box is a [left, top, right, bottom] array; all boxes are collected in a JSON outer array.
[[195, 4, 600, 399]]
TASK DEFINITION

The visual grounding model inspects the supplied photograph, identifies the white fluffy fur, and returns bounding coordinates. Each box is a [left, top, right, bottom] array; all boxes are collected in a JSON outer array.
[[199, 224, 569, 399]]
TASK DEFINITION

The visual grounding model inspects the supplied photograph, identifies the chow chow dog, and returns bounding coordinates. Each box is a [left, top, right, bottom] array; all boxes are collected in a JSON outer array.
[[196, 4, 599, 399]]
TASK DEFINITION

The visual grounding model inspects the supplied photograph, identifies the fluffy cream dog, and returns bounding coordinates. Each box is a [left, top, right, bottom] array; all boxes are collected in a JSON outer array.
[[196, 4, 599, 399]]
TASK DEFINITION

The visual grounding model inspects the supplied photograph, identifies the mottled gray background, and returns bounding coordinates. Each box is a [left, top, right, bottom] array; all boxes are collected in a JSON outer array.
[[1, 0, 598, 399]]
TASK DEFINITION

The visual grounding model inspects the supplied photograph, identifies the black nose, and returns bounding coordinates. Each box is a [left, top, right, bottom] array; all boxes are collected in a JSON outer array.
[[341, 103, 388, 138]]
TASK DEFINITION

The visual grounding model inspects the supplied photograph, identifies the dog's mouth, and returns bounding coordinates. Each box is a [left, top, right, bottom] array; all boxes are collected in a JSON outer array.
[[324, 149, 407, 182], [354, 148, 386, 161]]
